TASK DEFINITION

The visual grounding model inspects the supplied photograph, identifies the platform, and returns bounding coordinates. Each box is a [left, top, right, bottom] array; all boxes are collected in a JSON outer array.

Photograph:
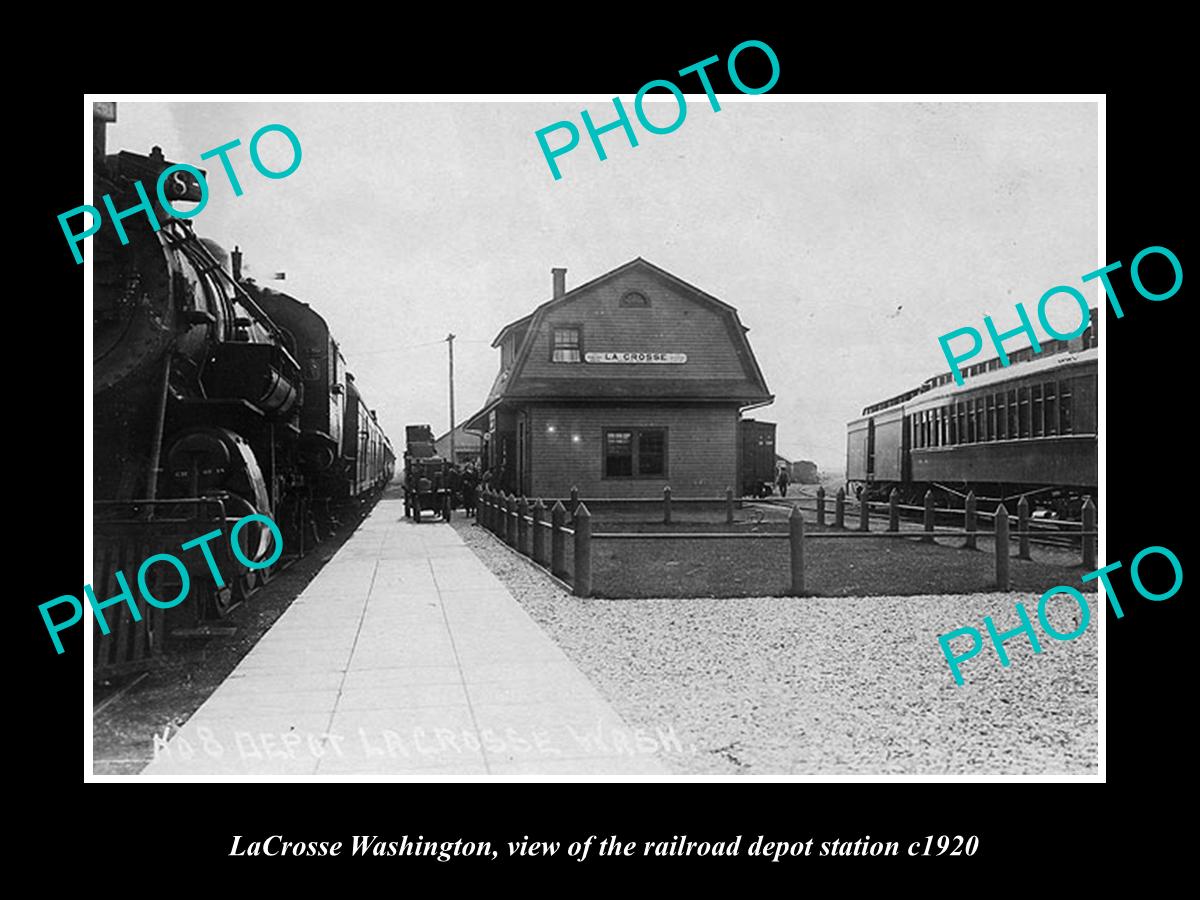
[[141, 490, 668, 776]]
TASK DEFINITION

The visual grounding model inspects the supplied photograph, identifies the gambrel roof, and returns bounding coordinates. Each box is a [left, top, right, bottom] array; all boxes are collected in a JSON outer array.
[[467, 258, 773, 427]]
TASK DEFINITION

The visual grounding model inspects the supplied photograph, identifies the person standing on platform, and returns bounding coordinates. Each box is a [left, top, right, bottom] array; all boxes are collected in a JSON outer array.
[[777, 465, 791, 498], [461, 463, 478, 517]]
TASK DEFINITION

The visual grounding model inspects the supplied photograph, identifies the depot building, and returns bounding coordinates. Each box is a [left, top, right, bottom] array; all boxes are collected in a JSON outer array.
[[465, 258, 772, 499]]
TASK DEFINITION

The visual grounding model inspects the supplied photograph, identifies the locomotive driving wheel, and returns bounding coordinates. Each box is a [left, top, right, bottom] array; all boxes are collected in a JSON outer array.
[[223, 494, 276, 610]]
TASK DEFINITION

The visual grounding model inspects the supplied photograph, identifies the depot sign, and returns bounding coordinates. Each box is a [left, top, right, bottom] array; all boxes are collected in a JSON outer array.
[[585, 352, 687, 364]]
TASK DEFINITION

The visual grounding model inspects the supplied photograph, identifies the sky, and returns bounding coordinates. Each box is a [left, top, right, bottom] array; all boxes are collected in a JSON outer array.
[[105, 99, 1097, 471]]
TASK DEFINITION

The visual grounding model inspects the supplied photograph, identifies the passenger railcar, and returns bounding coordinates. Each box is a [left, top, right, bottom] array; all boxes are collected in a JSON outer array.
[[847, 310, 1098, 515]]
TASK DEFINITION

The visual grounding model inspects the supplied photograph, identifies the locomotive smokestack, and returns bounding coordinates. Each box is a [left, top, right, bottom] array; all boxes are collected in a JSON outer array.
[[552, 267, 566, 299], [232, 246, 243, 282]]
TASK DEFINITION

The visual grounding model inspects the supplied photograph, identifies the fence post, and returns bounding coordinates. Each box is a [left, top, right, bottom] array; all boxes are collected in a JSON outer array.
[[965, 490, 977, 551], [789, 505, 805, 596], [888, 489, 899, 532], [995, 502, 1010, 590], [573, 503, 592, 597], [517, 496, 529, 555], [923, 489, 935, 542], [505, 493, 517, 547], [570, 486, 579, 516], [1017, 495, 1031, 560], [817, 486, 826, 526], [532, 499, 547, 565], [859, 494, 870, 532], [1081, 496, 1096, 570], [835, 488, 845, 529], [551, 500, 566, 578], [725, 487, 734, 525], [663, 485, 672, 525]]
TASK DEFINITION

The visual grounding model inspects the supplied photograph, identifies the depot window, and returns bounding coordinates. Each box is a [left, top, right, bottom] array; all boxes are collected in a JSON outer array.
[[604, 428, 667, 478], [551, 327, 582, 363]]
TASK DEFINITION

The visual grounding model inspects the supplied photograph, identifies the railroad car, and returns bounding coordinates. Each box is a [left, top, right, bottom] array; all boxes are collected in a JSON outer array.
[[739, 418, 778, 497], [846, 309, 1098, 515], [91, 104, 393, 666]]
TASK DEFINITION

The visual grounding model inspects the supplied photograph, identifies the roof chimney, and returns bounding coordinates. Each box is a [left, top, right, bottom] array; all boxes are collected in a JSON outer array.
[[552, 267, 567, 299]]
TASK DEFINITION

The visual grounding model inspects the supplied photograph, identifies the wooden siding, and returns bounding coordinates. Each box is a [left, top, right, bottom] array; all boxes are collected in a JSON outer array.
[[528, 404, 739, 498], [518, 269, 756, 386], [910, 436, 1097, 487]]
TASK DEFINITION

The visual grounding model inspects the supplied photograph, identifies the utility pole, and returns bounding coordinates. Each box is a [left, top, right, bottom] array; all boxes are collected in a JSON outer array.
[[447, 333, 456, 463]]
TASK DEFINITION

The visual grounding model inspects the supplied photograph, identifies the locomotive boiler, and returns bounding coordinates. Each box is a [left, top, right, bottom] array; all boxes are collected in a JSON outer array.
[[91, 103, 393, 671]]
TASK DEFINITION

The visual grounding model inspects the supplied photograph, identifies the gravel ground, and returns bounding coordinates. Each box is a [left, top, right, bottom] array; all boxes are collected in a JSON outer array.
[[452, 517, 1098, 775]]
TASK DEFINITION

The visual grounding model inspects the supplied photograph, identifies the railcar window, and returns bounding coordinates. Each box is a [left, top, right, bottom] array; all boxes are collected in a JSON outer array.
[[975, 399, 985, 443], [956, 402, 965, 445], [1032, 384, 1044, 437], [985, 395, 995, 441], [1045, 383, 1057, 435], [1060, 383, 1074, 434], [1018, 387, 1030, 438], [1007, 389, 1018, 438], [965, 399, 974, 443], [925, 411, 932, 448], [996, 392, 1007, 440]]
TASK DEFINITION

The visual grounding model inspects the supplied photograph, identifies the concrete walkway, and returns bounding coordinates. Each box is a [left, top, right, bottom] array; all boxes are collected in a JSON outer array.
[[142, 490, 667, 777]]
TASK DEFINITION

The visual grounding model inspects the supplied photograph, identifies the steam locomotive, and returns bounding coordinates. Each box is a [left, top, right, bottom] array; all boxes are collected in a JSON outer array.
[[92, 104, 393, 653], [846, 308, 1097, 516]]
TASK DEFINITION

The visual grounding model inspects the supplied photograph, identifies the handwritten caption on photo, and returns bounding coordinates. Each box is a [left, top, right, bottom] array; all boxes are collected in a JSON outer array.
[[153, 719, 693, 764]]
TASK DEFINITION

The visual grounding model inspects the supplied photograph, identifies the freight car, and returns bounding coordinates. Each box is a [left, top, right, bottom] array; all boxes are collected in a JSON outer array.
[[847, 308, 1097, 516], [91, 103, 393, 666], [740, 418, 778, 497]]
